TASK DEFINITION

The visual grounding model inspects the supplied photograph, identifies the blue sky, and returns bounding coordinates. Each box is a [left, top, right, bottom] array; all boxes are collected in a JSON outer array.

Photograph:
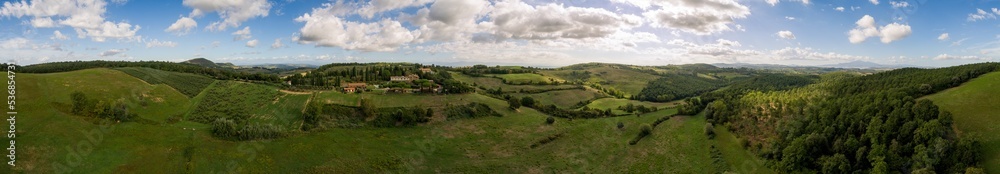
[[0, 0, 998, 67]]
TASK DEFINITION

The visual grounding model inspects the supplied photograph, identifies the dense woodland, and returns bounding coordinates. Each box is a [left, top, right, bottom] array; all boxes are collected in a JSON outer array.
[[635, 74, 729, 102], [704, 63, 999, 173]]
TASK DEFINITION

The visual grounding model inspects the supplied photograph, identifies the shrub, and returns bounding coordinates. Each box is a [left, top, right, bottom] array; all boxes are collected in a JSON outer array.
[[546, 116, 555, 125], [640, 124, 652, 135], [617, 122, 624, 130], [705, 123, 716, 139]]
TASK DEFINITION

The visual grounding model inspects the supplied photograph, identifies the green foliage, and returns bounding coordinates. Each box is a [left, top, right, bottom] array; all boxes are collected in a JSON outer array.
[[636, 74, 728, 102], [115, 67, 215, 97], [521, 97, 536, 108], [704, 123, 715, 139], [68, 91, 137, 122], [444, 103, 500, 120], [546, 116, 555, 125], [507, 96, 521, 110], [19, 60, 280, 82], [188, 81, 281, 125], [640, 124, 652, 135]]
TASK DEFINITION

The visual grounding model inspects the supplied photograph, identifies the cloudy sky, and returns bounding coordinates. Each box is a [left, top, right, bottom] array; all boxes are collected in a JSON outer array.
[[0, 0, 998, 67]]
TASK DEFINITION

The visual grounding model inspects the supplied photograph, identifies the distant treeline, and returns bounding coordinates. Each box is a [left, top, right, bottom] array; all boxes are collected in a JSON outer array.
[[8, 60, 280, 82]]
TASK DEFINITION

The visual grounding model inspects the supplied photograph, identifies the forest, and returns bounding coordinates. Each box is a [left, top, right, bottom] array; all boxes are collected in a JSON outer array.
[[704, 63, 1000, 173], [9, 60, 280, 82]]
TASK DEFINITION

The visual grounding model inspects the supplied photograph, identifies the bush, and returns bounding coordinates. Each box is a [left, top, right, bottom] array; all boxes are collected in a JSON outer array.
[[705, 123, 715, 139], [617, 122, 625, 130], [640, 124, 652, 136], [546, 116, 555, 125]]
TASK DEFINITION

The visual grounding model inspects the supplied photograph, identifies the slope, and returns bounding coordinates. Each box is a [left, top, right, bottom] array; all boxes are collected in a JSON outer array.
[[923, 71, 1000, 173]]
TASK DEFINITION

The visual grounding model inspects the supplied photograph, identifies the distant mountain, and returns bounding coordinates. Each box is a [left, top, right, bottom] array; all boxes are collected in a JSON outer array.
[[712, 63, 796, 69], [818, 61, 914, 69], [181, 58, 220, 67]]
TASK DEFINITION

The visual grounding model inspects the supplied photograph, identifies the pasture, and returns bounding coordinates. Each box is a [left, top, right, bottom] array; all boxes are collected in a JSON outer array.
[[924, 71, 1000, 173]]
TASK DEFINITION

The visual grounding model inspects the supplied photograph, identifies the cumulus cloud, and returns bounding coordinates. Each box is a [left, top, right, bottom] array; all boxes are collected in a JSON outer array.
[[231, 26, 252, 41], [145, 39, 178, 48], [182, 0, 271, 31], [51, 30, 69, 40], [295, 5, 416, 52], [270, 38, 283, 49], [165, 16, 197, 35], [869, 0, 879, 5], [99, 48, 127, 57], [357, 0, 434, 18], [777, 30, 795, 39], [400, 0, 488, 42], [834, 7, 845, 12], [665, 39, 761, 59], [246, 39, 258, 48], [489, 0, 642, 40], [640, 0, 750, 35], [848, 15, 911, 44], [967, 8, 1000, 21], [0, 38, 31, 49], [1, 0, 141, 42], [933, 54, 990, 61], [938, 33, 949, 41], [785, 16, 795, 20]]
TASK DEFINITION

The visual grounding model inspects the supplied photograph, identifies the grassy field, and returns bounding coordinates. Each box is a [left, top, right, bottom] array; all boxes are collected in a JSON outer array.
[[585, 98, 680, 115], [540, 65, 659, 96], [5, 68, 741, 173], [114, 67, 216, 98], [451, 72, 579, 93], [924, 71, 1000, 173], [487, 73, 562, 84], [714, 125, 773, 173], [511, 89, 608, 108]]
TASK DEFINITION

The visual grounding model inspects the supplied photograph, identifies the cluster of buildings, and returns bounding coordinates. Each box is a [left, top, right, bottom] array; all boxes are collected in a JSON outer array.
[[341, 67, 440, 94]]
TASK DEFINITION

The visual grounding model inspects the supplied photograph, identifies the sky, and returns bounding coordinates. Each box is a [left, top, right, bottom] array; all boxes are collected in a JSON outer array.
[[0, 0, 998, 67]]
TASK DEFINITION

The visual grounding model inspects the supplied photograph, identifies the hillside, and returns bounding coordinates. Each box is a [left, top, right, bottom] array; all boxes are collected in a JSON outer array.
[[181, 58, 219, 67], [924, 71, 1000, 173]]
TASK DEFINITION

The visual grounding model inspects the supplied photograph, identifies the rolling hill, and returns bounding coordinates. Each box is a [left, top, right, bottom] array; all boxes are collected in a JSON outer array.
[[924, 71, 1000, 173]]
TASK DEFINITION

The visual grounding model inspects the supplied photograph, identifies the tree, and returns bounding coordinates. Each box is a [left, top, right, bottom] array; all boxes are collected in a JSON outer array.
[[70, 91, 90, 115], [546, 116, 555, 125], [521, 97, 536, 108], [704, 123, 715, 139], [640, 124, 652, 136], [360, 98, 376, 119], [508, 97, 521, 110]]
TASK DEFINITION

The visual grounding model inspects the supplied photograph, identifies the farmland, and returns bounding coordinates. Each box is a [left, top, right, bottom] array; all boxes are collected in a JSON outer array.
[[115, 67, 216, 98]]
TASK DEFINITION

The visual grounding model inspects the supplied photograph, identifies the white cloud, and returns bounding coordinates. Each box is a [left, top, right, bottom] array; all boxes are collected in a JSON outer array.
[[951, 38, 969, 46], [770, 47, 870, 61], [295, 5, 416, 52], [890, 1, 908, 8], [99, 48, 127, 57], [851, 6, 861, 11], [869, 0, 879, 5], [231, 26, 252, 41], [641, 0, 751, 35], [933, 54, 990, 61], [270, 38, 283, 49], [1, 0, 141, 42], [489, 0, 642, 40], [765, 0, 778, 6], [165, 16, 198, 35], [777, 30, 795, 39], [182, 0, 271, 31], [0, 38, 31, 49], [145, 39, 178, 48], [111, 0, 128, 5], [400, 0, 489, 42], [357, 0, 434, 19], [51, 30, 69, 40], [937, 33, 949, 41], [848, 15, 911, 44], [246, 39, 258, 48], [785, 16, 796, 20], [879, 23, 911, 43], [967, 8, 999, 22], [30, 17, 56, 27], [834, 7, 845, 12]]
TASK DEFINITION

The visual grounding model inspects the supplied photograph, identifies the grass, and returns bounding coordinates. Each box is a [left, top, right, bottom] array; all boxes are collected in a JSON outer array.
[[923, 71, 1000, 173], [585, 98, 680, 115], [185, 81, 282, 124], [510, 89, 608, 108], [540, 65, 660, 96], [114, 67, 216, 98], [714, 124, 773, 173], [487, 73, 561, 84], [451, 72, 579, 93], [8, 68, 723, 173]]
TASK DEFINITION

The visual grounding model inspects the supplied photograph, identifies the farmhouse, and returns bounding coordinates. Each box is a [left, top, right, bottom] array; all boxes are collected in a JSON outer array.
[[343, 83, 367, 93], [390, 74, 421, 82], [419, 68, 433, 73]]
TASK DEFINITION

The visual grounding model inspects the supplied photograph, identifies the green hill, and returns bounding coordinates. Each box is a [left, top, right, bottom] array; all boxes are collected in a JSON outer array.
[[181, 58, 219, 67], [114, 67, 216, 98], [924, 71, 1000, 173]]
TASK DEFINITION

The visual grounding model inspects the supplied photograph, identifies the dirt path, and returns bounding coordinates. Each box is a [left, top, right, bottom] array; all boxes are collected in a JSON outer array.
[[280, 89, 313, 95]]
